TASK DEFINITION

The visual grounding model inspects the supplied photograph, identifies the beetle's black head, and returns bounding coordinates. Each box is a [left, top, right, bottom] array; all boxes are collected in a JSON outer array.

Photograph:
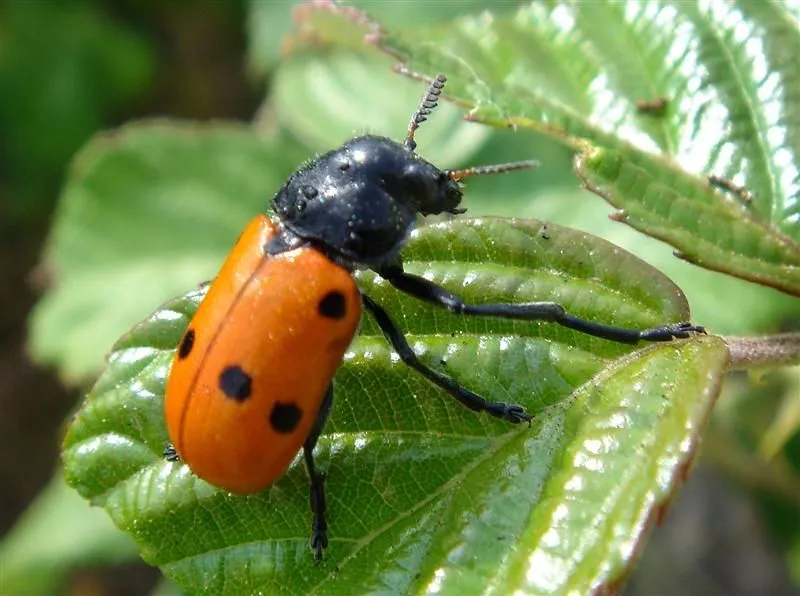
[[272, 134, 463, 265]]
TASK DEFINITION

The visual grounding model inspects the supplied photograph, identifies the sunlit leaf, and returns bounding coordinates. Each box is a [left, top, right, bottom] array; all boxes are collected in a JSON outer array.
[[62, 217, 723, 595], [322, 0, 800, 295]]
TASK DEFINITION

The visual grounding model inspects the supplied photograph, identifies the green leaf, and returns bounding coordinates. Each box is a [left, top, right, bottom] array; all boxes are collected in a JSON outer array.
[[512, 189, 800, 335], [268, 48, 574, 207], [246, 0, 295, 77], [0, 472, 139, 595], [271, 51, 491, 167], [246, 0, 503, 78], [332, 0, 800, 296], [28, 122, 307, 383], [575, 147, 800, 296], [62, 217, 724, 595], [151, 578, 186, 596], [351, 0, 507, 29]]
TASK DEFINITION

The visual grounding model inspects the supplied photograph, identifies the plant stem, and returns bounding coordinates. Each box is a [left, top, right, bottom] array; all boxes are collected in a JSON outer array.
[[725, 332, 800, 370]]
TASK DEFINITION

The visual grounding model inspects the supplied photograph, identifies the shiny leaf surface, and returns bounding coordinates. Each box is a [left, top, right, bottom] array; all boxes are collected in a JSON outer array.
[[62, 217, 724, 594]]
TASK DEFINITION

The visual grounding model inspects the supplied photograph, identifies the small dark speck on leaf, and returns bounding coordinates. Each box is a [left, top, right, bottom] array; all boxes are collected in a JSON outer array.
[[539, 224, 551, 240], [708, 174, 753, 204], [636, 96, 669, 115]]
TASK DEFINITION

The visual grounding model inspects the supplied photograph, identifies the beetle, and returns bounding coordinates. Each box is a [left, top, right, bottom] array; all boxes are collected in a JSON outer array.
[[164, 74, 703, 560]]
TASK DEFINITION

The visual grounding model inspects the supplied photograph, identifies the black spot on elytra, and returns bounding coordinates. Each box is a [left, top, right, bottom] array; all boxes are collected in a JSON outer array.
[[270, 402, 303, 433], [219, 365, 252, 401], [318, 291, 346, 319], [178, 328, 195, 359]]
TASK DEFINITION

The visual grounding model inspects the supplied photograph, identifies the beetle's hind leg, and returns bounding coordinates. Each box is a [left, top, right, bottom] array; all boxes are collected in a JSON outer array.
[[378, 264, 705, 343], [362, 294, 532, 425], [304, 385, 333, 561]]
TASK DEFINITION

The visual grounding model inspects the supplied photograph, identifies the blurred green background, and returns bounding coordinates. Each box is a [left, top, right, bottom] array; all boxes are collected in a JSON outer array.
[[1, 1, 797, 595]]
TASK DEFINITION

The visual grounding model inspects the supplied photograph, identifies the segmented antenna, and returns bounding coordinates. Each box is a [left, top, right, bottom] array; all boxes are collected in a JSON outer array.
[[405, 74, 447, 151], [445, 160, 539, 181]]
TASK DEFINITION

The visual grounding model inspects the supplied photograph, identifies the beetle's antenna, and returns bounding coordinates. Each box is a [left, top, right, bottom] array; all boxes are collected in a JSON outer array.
[[405, 74, 447, 152], [445, 160, 539, 181]]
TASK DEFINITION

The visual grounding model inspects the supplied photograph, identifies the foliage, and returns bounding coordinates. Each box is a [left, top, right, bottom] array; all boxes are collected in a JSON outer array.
[[9, 0, 800, 594], [0, 0, 153, 222]]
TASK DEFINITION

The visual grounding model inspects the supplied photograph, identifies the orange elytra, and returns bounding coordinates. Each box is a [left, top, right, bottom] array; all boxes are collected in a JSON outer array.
[[165, 215, 361, 494]]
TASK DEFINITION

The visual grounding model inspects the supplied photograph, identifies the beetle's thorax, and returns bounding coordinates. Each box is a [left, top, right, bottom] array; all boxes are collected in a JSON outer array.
[[271, 135, 463, 266]]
